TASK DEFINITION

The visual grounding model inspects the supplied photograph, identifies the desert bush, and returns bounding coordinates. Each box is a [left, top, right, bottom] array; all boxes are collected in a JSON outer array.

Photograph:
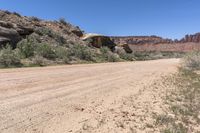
[[133, 51, 184, 61], [119, 53, 135, 61], [17, 38, 35, 58], [35, 43, 57, 60], [69, 44, 94, 61], [29, 16, 41, 22], [181, 51, 200, 70], [35, 27, 54, 37], [3, 10, 11, 15], [100, 47, 120, 62], [13, 12, 21, 17], [55, 46, 70, 63], [59, 18, 68, 25], [31, 55, 47, 66], [108, 54, 120, 62], [0, 45, 22, 68]]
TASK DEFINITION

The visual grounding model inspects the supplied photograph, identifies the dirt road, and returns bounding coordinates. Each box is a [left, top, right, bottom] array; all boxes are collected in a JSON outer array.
[[0, 59, 179, 133]]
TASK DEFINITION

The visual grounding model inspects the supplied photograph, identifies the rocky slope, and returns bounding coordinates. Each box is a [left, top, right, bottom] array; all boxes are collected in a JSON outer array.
[[0, 10, 85, 48]]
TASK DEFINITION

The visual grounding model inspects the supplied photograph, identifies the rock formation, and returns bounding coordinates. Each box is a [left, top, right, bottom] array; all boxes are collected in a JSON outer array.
[[180, 33, 200, 43], [82, 34, 116, 50]]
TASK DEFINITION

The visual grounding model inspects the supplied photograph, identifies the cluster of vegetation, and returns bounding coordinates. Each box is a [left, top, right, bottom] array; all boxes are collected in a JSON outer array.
[[0, 25, 186, 69], [0, 40, 186, 68], [0, 45, 22, 68], [0, 36, 126, 68], [133, 51, 184, 61], [154, 52, 200, 133]]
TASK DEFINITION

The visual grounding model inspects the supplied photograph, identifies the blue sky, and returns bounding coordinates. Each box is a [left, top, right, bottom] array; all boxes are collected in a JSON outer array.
[[0, 0, 200, 39]]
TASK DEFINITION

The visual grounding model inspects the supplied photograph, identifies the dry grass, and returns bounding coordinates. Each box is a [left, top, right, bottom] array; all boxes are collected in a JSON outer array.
[[155, 69, 200, 133]]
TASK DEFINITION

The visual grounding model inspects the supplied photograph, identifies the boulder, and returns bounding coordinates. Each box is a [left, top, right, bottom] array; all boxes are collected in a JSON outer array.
[[0, 26, 21, 47], [0, 21, 13, 28], [82, 34, 116, 50], [120, 43, 133, 53], [15, 25, 34, 36], [0, 20, 34, 47], [114, 46, 126, 54], [0, 36, 10, 47], [70, 26, 83, 37]]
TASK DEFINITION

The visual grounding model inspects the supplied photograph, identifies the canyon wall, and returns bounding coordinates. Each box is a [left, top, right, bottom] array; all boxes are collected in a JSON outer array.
[[111, 34, 200, 52]]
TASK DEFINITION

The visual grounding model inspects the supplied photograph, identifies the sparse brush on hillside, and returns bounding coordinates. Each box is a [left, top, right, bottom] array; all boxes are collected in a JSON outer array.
[[11, 35, 127, 67], [181, 51, 200, 70]]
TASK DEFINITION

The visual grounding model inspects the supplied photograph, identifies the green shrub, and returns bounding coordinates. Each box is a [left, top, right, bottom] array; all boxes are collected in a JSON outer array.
[[69, 44, 94, 61], [59, 18, 68, 25], [100, 47, 120, 62], [29, 16, 41, 22], [17, 38, 35, 58], [35, 27, 54, 37], [32, 55, 47, 66], [13, 12, 21, 17], [119, 53, 135, 61], [0, 45, 22, 68], [100, 47, 110, 55], [55, 46, 70, 64], [35, 43, 57, 60], [107, 54, 120, 62]]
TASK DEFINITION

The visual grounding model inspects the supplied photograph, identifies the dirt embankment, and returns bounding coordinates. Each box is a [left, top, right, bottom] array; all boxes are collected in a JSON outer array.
[[0, 59, 179, 133]]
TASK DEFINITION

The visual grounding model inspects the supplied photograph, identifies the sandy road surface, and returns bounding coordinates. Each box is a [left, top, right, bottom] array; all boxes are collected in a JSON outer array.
[[0, 59, 179, 133]]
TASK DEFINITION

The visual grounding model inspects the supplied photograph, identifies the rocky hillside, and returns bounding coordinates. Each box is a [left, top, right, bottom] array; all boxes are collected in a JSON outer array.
[[0, 10, 133, 68], [0, 10, 85, 48]]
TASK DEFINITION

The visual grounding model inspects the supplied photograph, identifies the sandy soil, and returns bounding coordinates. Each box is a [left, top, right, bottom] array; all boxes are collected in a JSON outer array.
[[0, 59, 179, 133]]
